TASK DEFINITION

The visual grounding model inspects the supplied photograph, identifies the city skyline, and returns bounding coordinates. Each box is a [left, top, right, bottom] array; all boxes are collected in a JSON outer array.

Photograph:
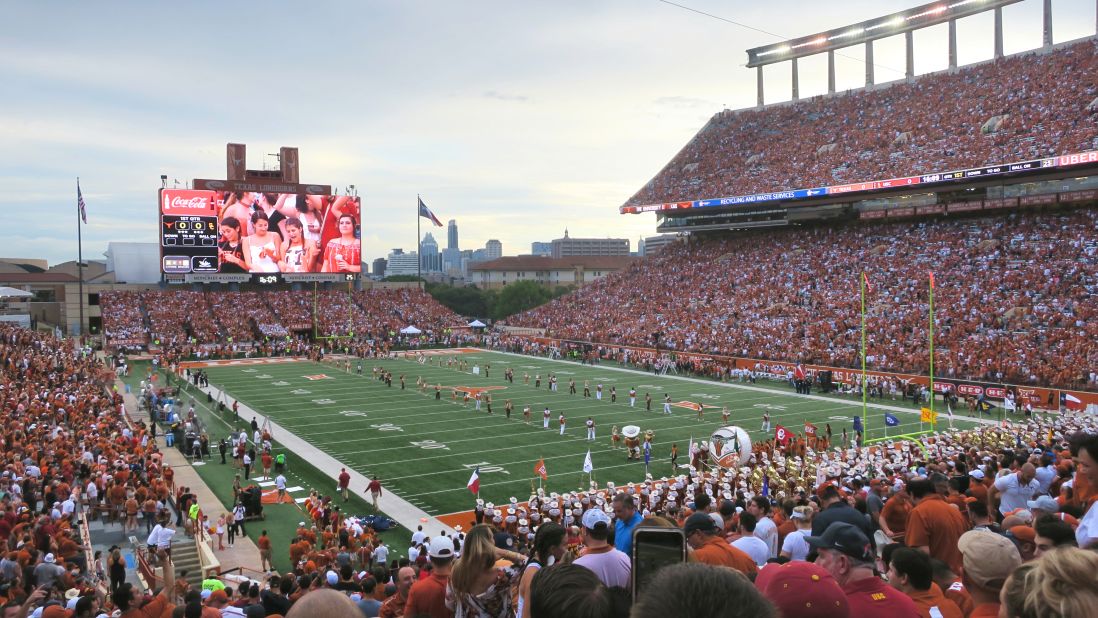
[[2, 1, 1094, 268]]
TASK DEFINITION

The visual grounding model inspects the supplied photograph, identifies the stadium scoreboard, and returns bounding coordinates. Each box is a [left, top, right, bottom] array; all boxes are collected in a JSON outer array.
[[160, 190, 220, 274], [158, 187, 362, 284]]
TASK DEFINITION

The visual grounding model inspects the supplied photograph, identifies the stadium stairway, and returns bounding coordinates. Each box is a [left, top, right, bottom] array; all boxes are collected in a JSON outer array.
[[119, 379, 264, 576]]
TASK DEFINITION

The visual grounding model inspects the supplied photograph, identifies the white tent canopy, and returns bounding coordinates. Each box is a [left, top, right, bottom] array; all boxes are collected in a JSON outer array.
[[0, 287, 32, 299], [468, 319, 486, 328], [399, 325, 422, 335]]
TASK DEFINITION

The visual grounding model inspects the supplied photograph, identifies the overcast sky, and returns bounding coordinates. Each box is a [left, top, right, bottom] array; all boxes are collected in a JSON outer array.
[[2, 0, 1094, 266]]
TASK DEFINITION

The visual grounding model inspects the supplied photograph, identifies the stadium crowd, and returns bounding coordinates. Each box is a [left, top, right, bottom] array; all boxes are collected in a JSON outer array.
[[510, 208, 1098, 390], [624, 38, 1098, 208], [102, 288, 466, 350], [0, 323, 188, 617]]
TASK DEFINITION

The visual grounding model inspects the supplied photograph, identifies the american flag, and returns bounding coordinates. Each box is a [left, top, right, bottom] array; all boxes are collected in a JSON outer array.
[[77, 182, 88, 224]]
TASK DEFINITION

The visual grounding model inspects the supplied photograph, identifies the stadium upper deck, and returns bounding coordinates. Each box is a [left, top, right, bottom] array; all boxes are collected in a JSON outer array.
[[623, 37, 1098, 210]]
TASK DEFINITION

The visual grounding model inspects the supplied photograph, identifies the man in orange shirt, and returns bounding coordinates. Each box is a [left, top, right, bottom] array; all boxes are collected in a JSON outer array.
[[886, 547, 963, 618], [684, 512, 756, 576], [958, 530, 1021, 618], [114, 547, 175, 618], [904, 479, 967, 574], [379, 566, 416, 618], [404, 537, 454, 618], [257, 530, 272, 573]]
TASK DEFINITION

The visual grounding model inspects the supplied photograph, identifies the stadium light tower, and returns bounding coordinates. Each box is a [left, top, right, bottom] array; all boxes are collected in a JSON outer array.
[[745, 0, 1045, 106]]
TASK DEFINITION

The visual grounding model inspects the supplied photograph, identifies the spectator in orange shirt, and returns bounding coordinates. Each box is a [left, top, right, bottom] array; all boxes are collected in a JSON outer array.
[[257, 530, 272, 573], [684, 512, 756, 577], [958, 530, 1020, 618], [929, 558, 974, 618], [904, 479, 968, 574], [886, 547, 963, 618], [379, 566, 416, 618]]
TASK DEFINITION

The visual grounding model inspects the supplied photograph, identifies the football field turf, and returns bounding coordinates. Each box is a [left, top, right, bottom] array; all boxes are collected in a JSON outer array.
[[199, 350, 981, 517]]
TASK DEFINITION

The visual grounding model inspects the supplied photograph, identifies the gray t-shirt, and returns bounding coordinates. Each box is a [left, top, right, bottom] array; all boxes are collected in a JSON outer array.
[[33, 562, 65, 589]]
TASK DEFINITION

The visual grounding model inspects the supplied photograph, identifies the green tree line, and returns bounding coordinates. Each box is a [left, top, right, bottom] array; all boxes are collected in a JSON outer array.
[[383, 277, 572, 321]]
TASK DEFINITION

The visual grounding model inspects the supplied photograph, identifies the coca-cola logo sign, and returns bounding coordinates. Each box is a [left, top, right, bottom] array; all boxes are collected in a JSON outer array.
[[162, 190, 217, 215], [169, 195, 209, 209]]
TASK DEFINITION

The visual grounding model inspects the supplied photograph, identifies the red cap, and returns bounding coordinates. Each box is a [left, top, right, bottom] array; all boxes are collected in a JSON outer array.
[[760, 562, 850, 618], [208, 589, 229, 603]]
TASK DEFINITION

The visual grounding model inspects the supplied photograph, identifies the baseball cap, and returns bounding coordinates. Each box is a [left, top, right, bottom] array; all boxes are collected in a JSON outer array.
[[805, 522, 874, 562], [40, 606, 72, 618], [581, 508, 612, 530], [969, 469, 985, 480], [760, 562, 849, 618], [209, 589, 229, 604], [958, 530, 1021, 588], [325, 570, 338, 586], [683, 512, 719, 536], [1026, 496, 1058, 512], [1008, 525, 1036, 544], [428, 536, 455, 559], [44, 553, 55, 563]]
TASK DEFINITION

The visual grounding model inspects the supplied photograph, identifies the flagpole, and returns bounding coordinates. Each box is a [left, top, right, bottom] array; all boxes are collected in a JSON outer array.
[[928, 273, 935, 429], [76, 178, 85, 340], [416, 195, 422, 282], [861, 272, 868, 440]]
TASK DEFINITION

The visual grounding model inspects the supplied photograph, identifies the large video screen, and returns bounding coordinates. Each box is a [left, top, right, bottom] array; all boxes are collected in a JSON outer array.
[[160, 189, 361, 275]]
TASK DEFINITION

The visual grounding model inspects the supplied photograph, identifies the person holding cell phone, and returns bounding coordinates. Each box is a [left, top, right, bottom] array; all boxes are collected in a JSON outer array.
[[321, 213, 361, 273], [217, 217, 247, 273], [242, 211, 282, 273], [278, 217, 316, 273]]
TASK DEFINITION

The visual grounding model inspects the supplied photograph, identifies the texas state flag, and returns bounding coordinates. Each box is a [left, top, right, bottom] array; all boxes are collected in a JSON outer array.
[[466, 466, 480, 494], [418, 197, 443, 227]]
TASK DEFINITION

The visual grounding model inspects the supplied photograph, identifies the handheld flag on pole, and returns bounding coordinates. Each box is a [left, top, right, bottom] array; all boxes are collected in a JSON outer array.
[[920, 407, 937, 424], [852, 415, 863, 433], [803, 422, 817, 437], [761, 474, 770, 497], [774, 425, 791, 447], [418, 197, 443, 227], [884, 413, 900, 427], [534, 459, 548, 481], [582, 450, 594, 474], [466, 466, 480, 495]]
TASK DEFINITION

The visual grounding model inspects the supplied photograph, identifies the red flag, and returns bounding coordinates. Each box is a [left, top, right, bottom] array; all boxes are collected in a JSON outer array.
[[804, 423, 817, 437], [794, 364, 806, 380], [862, 272, 871, 293], [466, 467, 480, 494], [774, 425, 791, 446], [534, 459, 547, 480], [929, 271, 935, 290]]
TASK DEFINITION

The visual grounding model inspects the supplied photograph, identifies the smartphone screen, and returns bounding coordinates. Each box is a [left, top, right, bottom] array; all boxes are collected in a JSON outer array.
[[631, 527, 686, 599]]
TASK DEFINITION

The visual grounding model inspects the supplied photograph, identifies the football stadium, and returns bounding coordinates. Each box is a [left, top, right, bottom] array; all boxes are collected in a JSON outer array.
[[5, 0, 1098, 616]]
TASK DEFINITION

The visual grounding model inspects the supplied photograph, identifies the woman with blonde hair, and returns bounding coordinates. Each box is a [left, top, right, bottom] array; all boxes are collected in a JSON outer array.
[[446, 523, 527, 617], [1000, 546, 1098, 617], [779, 505, 813, 561]]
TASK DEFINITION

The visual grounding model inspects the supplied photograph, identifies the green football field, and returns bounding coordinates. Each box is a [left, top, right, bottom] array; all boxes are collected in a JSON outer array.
[[199, 350, 981, 517]]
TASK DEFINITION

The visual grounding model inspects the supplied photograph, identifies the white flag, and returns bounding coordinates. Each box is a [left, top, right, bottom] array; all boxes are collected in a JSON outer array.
[[582, 450, 593, 474]]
